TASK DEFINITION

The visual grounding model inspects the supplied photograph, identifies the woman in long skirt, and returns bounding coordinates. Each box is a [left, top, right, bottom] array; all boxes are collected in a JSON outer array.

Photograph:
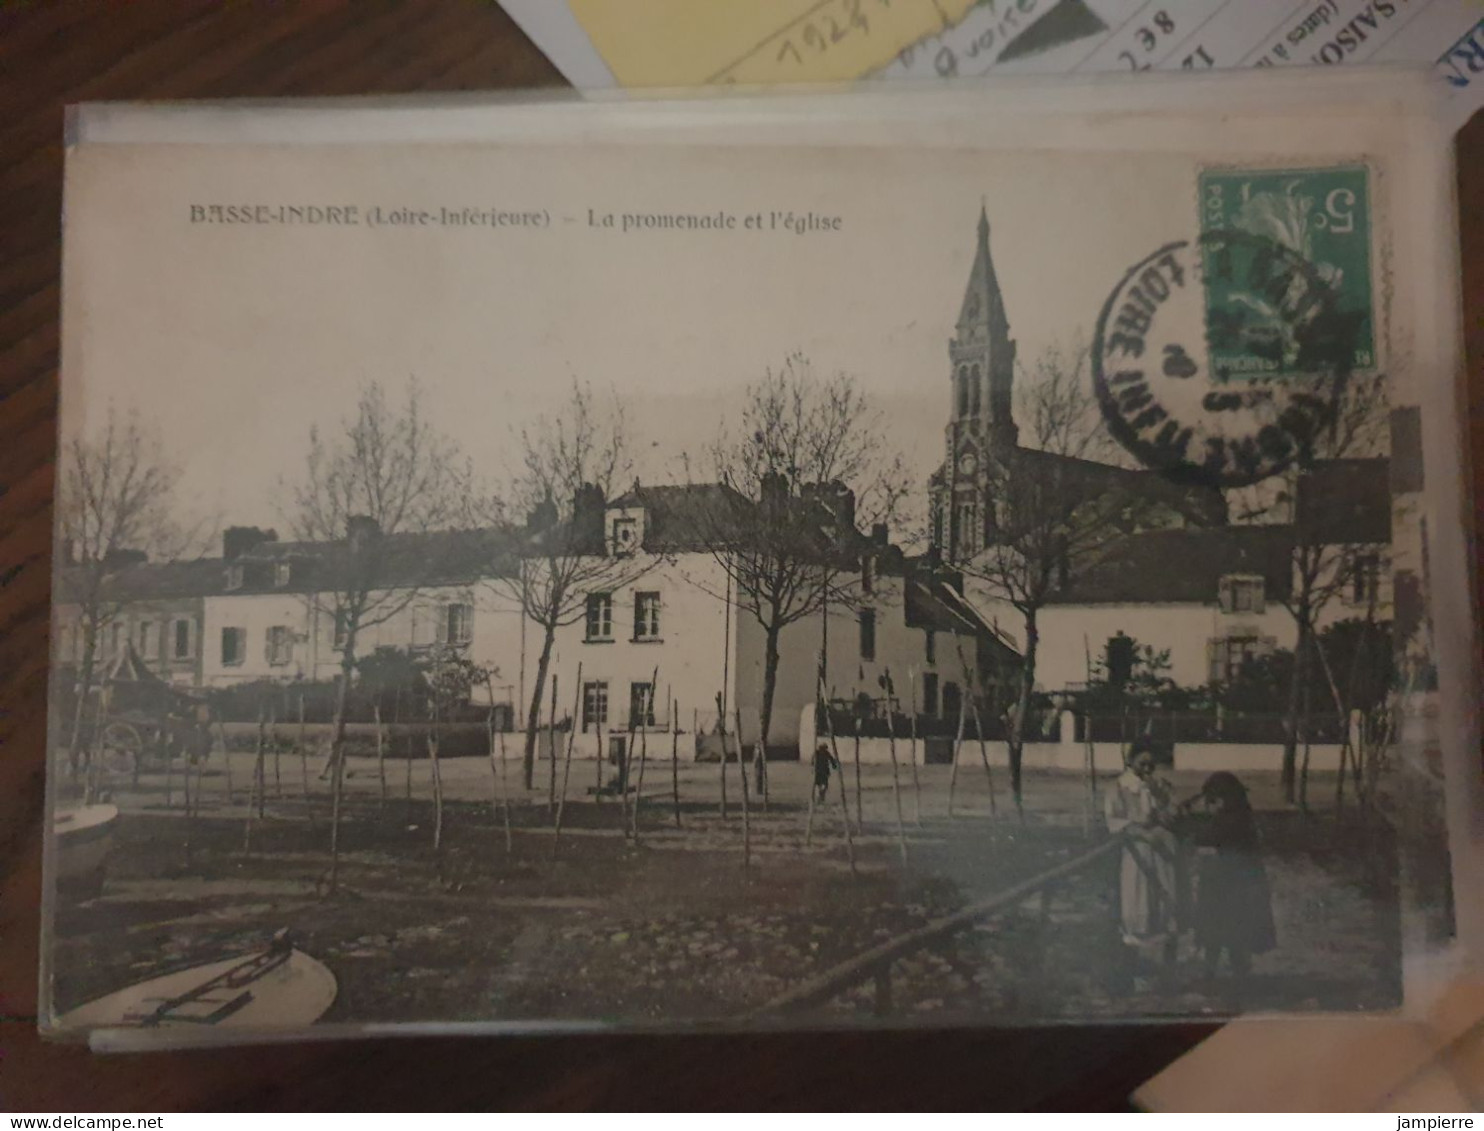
[[1104, 741, 1182, 968]]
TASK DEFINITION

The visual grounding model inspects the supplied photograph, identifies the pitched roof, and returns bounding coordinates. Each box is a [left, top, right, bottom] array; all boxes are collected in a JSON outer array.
[[233, 526, 521, 592], [1006, 446, 1229, 527], [55, 558, 226, 606], [1048, 525, 1296, 605], [607, 483, 754, 552]]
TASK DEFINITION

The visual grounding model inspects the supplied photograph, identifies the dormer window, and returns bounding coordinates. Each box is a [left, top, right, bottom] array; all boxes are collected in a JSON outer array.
[[610, 516, 639, 557], [226, 563, 244, 591], [1218, 575, 1265, 614], [274, 561, 292, 587]]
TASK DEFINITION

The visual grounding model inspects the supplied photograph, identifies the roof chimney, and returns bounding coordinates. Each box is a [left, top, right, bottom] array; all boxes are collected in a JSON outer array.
[[346, 515, 380, 555], [527, 492, 558, 534], [223, 525, 276, 561], [572, 483, 606, 554]]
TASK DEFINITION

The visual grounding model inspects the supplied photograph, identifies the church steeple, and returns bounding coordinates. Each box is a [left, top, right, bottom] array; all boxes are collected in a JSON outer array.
[[937, 207, 1018, 563], [949, 206, 1016, 446]]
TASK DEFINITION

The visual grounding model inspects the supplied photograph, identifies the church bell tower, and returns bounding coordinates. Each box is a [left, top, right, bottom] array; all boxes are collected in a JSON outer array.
[[936, 206, 1018, 561]]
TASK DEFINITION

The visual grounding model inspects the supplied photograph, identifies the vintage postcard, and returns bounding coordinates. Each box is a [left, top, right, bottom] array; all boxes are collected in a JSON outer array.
[[43, 74, 1478, 1045]]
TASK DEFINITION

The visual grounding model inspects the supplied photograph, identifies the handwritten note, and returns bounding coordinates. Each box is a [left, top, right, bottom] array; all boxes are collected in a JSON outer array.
[[565, 0, 978, 86]]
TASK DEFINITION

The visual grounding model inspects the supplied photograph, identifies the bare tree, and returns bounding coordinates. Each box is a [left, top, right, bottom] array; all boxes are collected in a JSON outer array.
[[283, 379, 467, 891], [1271, 373, 1390, 803], [955, 344, 1156, 810], [476, 381, 651, 789], [55, 407, 194, 775], [690, 354, 908, 753]]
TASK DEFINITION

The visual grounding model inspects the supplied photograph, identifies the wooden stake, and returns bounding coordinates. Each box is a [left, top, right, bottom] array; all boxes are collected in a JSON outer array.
[[243, 702, 266, 852], [822, 679, 856, 877], [967, 692, 998, 818], [374, 701, 388, 810], [271, 701, 282, 799], [217, 719, 234, 806], [630, 668, 658, 844], [734, 705, 751, 872], [948, 689, 967, 819], [907, 668, 922, 826], [670, 696, 682, 829], [548, 672, 559, 817], [497, 722, 514, 854], [852, 716, 863, 831], [552, 662, 583, 858], [717, 694, 729, 820], [883, 671, 909, 865], [298, 694, 312, 813]]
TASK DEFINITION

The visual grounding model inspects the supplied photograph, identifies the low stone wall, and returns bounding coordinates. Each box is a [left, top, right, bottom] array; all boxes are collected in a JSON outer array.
[[798, 706, 1346, 774]]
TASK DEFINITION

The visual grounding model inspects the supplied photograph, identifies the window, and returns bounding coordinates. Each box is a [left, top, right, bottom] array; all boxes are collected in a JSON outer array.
[[110, 622, 124, 657], [444, 602, 473, 645], [954, 499, 979, 558], [173, 618, 193, 659], [859, 608, 876, 662], [582, 680, 609, 733], [221, 626, 246, 667], [333, 609, 348, 649], [1218, 575, 1265, 614], [274, 561, 292, 587], [138, 620, 154, 658], [226, 563, 244, 591], [633, 592, 661, 640], [969, 363, 981, 415], [266, 625, 292, 666], [629, 682, 656, 729], [1208, 635, 1273, 684], [610, 517, 639, 556], [1351, 554, 1381, 606], [922, 672, 940, 718], [942, 681, 962, 723], [925, 629, 936, 667], [585, 593, 613, 641], [861, 555, 874, 596], [956, 366, 969, 417]]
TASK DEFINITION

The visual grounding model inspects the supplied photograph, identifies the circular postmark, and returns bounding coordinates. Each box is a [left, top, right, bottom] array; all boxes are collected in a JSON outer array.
[[1091, 229, 1359, 488]]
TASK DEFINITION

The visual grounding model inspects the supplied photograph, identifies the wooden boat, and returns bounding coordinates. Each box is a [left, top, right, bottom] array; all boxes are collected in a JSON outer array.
[[56, 932, 337, 1032], [53, 803, 118, 895]]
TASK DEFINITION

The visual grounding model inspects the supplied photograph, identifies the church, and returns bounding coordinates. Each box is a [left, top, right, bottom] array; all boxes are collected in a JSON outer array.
[[927, 206, 1227, 566], [926, 208, 1391, 699]]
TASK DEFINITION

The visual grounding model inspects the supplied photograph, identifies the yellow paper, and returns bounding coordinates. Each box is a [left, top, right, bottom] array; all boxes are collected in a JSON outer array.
[[567, 0, 976, 87]]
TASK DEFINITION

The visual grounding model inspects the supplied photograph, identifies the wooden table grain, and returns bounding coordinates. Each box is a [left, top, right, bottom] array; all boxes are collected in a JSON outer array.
[[0, 4, 1476, 1111]]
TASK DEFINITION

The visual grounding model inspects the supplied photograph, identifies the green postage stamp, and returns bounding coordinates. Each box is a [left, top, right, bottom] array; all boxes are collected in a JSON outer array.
[[1199, 165, 1375, 380]]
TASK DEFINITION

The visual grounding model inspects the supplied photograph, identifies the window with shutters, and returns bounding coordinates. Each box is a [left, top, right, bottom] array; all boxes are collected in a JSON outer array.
[[1349, 553, 1381, 606], [266, 625, 292, 666], [222, 626, 246, 667], [585, 593, 613, 641], [1218, 575, 1265, 614], [633, 592, 661, 641], [444, 602, 473, 645], [1208, 634, 1274, 684], [582, 681, 609, 732], [173, 617, 193, 659], [629, 682, 656, 729]]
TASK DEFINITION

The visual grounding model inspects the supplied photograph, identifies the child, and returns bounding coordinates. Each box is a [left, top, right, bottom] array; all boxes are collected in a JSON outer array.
[[1183, 771, 1277, 979], [811, 742, 838, 805]]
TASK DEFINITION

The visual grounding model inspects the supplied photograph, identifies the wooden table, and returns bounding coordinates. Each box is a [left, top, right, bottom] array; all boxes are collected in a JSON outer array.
[[0, 3, 1476, 1111]]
